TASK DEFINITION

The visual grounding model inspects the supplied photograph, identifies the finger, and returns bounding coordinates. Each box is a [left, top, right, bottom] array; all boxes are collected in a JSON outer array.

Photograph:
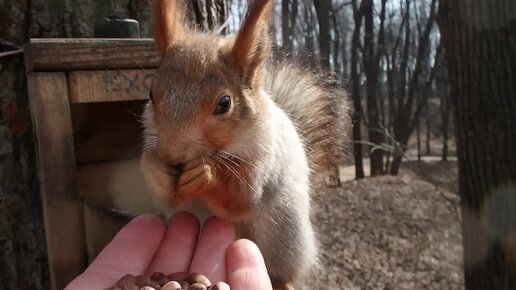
[[226, 239, 273, 290], [146, 212, 200, 275], [64, 214, 166, 290], [189, 217, 235, 283]]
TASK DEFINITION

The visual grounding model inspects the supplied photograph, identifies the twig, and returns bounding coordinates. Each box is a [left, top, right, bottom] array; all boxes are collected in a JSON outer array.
[[215, 15, 232, 34], [435, 185, 461, 223], [0, 49, 23, 58], [0, 39, 24, 58]]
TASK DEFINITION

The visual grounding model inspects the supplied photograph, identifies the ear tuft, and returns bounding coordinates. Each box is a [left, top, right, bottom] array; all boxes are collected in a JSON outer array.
[[231, 0, 273, 83], [154, 0, 185, 55]]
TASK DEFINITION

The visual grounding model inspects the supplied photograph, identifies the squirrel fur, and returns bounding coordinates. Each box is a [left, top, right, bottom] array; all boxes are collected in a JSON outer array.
[[140, 0, 350, 288]]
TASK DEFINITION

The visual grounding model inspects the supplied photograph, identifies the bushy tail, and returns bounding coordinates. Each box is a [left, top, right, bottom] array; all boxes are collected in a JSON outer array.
[[263, 59, 351, 188]]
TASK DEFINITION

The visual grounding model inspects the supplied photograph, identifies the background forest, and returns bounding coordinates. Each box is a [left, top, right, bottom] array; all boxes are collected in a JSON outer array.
[[236, 0, 450, 177]]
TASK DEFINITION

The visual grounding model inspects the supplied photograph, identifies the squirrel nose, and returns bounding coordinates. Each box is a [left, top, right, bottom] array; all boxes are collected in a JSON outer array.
[[158, 147, 185, 166]]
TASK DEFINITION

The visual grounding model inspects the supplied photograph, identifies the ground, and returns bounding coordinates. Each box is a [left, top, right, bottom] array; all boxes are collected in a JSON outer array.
[[304, 160, 464, 289]]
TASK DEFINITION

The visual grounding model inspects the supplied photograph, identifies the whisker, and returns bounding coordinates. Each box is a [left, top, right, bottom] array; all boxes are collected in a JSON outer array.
[[218, 149, 257, 169], [220, 155, 243, 169], [207, 152, 254, 191]]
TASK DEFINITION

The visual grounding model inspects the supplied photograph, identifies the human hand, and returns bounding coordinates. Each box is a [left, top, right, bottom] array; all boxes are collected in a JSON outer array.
[[64, 213, 273, 290]]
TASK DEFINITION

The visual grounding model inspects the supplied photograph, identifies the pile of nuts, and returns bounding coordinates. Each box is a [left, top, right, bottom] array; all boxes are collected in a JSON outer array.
[[105, 272, 230, 290]]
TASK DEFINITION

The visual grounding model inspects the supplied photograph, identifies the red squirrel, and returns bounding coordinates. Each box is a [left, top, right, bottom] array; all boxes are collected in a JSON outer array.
[[140, 0, 350, 288]]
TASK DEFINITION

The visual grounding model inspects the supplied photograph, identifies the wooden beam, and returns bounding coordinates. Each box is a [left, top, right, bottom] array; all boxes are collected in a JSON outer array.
[[27, 72, 87, 290], [24, 38, 161, 72], [68, 69, 157, 103]]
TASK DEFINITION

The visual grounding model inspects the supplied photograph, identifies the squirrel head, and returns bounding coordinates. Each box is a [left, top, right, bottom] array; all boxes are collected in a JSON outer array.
[[146, 0, 273, 165]]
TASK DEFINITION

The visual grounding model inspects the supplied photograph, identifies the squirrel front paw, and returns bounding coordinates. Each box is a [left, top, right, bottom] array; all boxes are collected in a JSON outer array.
[[176, 156, 217, 197], [141, 149, 191, 208], [141, 150, 177, 198]]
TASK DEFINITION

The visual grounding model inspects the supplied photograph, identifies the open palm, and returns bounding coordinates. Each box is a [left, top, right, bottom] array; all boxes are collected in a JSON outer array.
[[65, 213, 272, 290]]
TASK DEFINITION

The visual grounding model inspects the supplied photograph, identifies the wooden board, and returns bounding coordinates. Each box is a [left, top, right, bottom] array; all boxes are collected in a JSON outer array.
[[71, 100, 146, 164], [68, 69, 157, 103], [27, 73, 87, 290], [24, 38, 160, 72]]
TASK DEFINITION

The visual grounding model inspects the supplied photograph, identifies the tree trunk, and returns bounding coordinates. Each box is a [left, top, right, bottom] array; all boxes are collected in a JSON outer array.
[[417, 118, 422, 161], [313, 0, 331, 68], [439, 0, 516, 289], [389, 130, 409, 175], [331, 6, 341, 74], [440, 90, 451, 161], [303, 1, 316, 53], [1, 2, 48, 290], [282, 0, 295, 53], [425, 116, 431, 155], [0, 1, 228, 289], [186, 0, 229, 32], [350, 0, 365, 179], [363, 0, 384, 175]]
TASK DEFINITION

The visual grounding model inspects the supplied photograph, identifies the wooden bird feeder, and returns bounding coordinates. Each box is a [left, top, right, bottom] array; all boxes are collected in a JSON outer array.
[[24, 38, 161, 290]]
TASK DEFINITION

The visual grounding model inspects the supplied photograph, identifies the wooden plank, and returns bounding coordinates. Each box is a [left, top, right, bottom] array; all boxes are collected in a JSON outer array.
[[24, 38, 160, 72], [77, 158, 156, 214], [68, 69, 157, 103], [71, 101, 145, 164], [27, 72, 87, 290], [83, 202, 131, 264]]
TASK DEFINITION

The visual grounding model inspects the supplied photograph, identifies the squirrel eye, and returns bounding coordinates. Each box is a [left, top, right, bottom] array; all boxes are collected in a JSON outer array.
[[214, 95, 231, 115], [149, 90, 154, 103]]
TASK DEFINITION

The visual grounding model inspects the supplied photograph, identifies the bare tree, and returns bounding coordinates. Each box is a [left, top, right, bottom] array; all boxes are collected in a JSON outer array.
[[388, 0, 438, 174], [335, 0, 447, 177], [350, 0, 365, 179]]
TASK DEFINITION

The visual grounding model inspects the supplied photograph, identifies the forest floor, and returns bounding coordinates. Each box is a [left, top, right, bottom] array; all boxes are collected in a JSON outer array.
[[304, 159, 464, 290]]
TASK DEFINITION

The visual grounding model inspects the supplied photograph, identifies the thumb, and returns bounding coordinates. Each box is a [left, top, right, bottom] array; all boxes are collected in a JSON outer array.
[[226, 239, 273, 290]]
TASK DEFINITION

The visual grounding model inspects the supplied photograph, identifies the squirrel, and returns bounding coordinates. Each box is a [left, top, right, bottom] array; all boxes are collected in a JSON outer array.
[[140, 0, 350, 289]]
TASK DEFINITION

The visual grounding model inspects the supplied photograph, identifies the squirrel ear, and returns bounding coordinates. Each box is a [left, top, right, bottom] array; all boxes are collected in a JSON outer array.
[[230, 0, 273, 83], [154, 0, 185, 55]]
